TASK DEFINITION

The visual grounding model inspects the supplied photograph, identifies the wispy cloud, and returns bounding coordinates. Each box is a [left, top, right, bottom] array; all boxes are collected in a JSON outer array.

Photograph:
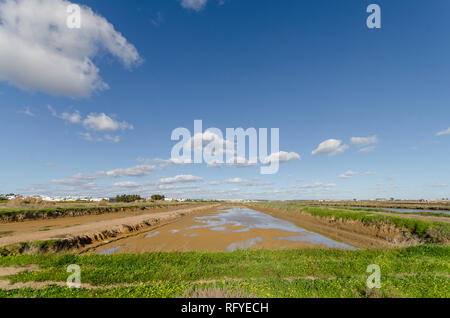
[[358, 146, 376, 153], [98, 165, 157, 178], [17, 106, 34, 117], [436, 127, 450, 136], [312, 139, 348, 156], [158, 175, 204, 184], [350, 135, 379, 146], [181, 0, 208, 11]]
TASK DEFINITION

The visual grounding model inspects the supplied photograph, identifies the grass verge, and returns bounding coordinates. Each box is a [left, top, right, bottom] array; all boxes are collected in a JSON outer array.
[[257, 204, 450, 243], [0, 245, 448, 298]]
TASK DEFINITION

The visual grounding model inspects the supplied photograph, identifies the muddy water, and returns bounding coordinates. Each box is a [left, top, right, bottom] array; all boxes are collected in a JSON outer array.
[[96, 207, 356, 254]]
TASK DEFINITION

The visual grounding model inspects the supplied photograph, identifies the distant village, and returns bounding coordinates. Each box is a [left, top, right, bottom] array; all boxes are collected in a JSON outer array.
[[0, 193, 448, 204], [0, 193, 191, 203]]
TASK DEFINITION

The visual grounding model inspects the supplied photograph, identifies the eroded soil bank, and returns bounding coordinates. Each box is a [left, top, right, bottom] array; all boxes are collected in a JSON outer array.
[[0, 204, 220, 254], [248, 205, 427, 248]]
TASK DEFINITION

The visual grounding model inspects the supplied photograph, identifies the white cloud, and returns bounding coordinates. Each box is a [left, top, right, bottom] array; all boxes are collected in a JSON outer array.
[[17, 106, 34, 117], [49, 105, 81, 124], [50, 107, 132, 143], [51, 173, 96, 186], [185, 131, 234, 156], [113, 181, 141, 188], [226, 157, 258, 167], [437, 127, 450, 136], [358, 146, 376, 153], [158, 184, 198, 190], [83, 113, 133, 132], [261, 151, 301, 165], [338, 170, 375, 179], [432, 184, 448, 188], [154, 158, 193, 165], [159, 175, 204, 184], [60, 110, 81, 124], [104, 134, 121, 143], [298, 182, 336, 189], [338, 171, 359, 179], [0, 0, 141, 98], [181, 0, 207, 11], [224, 178, 247, 184], [351, 135, 379, 146], [78, 132, 101, 142], [98, 165, 157, 178], [224, 178, 273, 187], [312, 139, 348, 156]]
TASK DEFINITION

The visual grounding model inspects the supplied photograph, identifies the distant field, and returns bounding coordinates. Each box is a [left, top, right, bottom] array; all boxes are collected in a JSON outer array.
[[0, 202, 197, 223], [254, 204, 450, 244], [272, 200, 450, 211], [0, 246, 448, 298]]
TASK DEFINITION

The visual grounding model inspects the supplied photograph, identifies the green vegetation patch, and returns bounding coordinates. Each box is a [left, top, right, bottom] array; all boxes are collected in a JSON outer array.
[[260, 204, 450, 243], [0, 246, 448, 298], [0, 246, 448, 285]]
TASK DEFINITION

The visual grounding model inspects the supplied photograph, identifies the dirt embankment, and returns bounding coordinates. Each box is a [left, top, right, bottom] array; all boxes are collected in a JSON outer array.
[[0, 203, 190, 223], [0, 204, 220, 255], [248, 206, 426, 248]]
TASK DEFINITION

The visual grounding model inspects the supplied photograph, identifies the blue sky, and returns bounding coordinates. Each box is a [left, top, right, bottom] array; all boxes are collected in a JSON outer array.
[[1, 0, 449, 200]]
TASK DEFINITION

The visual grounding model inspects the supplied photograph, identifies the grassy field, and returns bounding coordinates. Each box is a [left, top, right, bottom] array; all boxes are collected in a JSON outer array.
[[257, 204, 450, 243], [0, 245, 448, 298], [0, 202, 196, 223], [278, 200, 450, 211]]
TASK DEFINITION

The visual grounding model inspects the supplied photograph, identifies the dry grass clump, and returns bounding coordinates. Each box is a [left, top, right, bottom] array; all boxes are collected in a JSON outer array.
[[182, 286, 251, 298], [6, 197, 54, 207]]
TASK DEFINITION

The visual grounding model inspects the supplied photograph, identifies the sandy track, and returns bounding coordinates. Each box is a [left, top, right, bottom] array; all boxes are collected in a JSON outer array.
[[0, 205, 219, 247]]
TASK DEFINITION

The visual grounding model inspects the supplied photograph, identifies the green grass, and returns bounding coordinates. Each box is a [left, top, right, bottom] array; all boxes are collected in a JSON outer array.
[[332, 206, 450, 218], [259, 204, 450, 243], [0, 246, 448, 298], [0, 274, 447, 298]]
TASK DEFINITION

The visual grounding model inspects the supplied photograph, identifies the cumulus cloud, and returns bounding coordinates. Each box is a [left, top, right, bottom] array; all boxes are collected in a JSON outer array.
[[181, 0, 207, 11], [98, 165, 157, 178], [261, 151, 301, 165], [83, 113, 133, 131], [158, 175, 204, 184], [49, 106, 132, 142], [350, 135, 379, 146], [437, 127, 450, 136], [0, 0, 141, 98], [312, 139, 348, 156]]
